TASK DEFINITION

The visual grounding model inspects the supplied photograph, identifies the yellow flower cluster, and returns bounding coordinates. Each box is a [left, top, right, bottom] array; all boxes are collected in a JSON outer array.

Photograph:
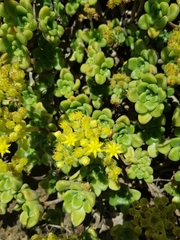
[[164, 62, 180, 86], [0, 157, 28, 175], [52, 111, 123, 180], [0, 136, 10, 158], [0, 62, 27, 142], [107, 0, 125, 9], [168, 27, 180, 54]]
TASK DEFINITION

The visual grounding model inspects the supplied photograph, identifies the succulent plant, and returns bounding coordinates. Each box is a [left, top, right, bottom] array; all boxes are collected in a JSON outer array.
[[60, 93, 93, 115], [54, 68, 81, 99], [112, 115, 143, 152], [138, 0, 180, 38], [15, 184, 44, 228], [124, 147, 154, 183], [127, 73, 174, 124], [0, 172, 22, 214], [56, 181, 96, 226], [105, 183, 141, 214], [80, 42, 114, 85], [123, 49, 158, 80], [39, 6, 64, 46], [110, 73, 130, 105], [92, 108, 114, 128]]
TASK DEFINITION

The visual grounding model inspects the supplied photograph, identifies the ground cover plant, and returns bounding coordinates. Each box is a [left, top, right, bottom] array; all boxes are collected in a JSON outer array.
[[0, 0, 180, 239]]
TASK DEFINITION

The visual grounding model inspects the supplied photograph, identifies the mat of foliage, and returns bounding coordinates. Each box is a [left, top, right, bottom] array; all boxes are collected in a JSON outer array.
[[1, 0, 180, 240]]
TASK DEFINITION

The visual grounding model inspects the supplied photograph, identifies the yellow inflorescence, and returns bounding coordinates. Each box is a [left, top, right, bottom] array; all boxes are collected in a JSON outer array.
[[0, 63, 27, 147], [168, 27, 180, 54], [52, 111, 123, 180], [107, 0, 125, 9], [0, 136, 10, 157], [164, 62, 180, 86]]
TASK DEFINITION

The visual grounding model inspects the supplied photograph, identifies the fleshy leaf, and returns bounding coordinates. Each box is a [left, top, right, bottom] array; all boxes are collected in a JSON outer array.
[[71, 207, 86, 226]]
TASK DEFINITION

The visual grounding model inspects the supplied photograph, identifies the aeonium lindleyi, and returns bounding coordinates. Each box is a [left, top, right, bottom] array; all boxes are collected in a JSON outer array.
[[52, 111, 124, 181]]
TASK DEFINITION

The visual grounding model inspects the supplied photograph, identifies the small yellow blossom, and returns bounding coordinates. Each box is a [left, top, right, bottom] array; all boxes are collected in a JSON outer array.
[[6, 120, 15, 129], [80, 138, 89, 147], [92, 127, 101, 136], [68, 112, 77, 121], [54, 131, 64, 141], [71, 120, 81, 129], [57, 161, 64, 168], [85, 128, 95, 139], [106, 165, 121, 181], [62, 132, 77, 147], [52, 152, 63, 161], [14, 124, 22, 133], [90, 120, 98, 128], [75, 111, 83, 120], [9, 132, 18, 142], [80, 156, 90, 166], [102, 156, 112, 166], [65, 156, 74, 166], [82, 116, 90, 129], [59, 120, 70, 130], [73, 147, 84, 158], [0, 159, 8, 172], [101, 125, 111, 136], [0, 137, 10, 157], [85, 137, 103, 158], [104, 141, 122, 159]]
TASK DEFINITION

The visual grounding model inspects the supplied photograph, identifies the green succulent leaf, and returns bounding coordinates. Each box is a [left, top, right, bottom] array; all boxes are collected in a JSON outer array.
[[72, 195, 83, 210], [1, 191, 13, 203], [167, 3, 180, 22], [138, 14, 151, 30], [56, 180, 72, 192], [71, 207, 86, 226], [138, 113, 152, 124], [168, 148, 180, 161], [157, 140, 171, 154], [95, 74, 106, 85], [174, 171, 180, 182]]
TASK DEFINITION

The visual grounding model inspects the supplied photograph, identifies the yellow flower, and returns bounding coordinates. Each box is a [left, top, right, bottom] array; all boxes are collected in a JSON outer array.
[[73, 147, 84, 158], [80, 138, 89, 147], [14, 124, 22, 133], [80, 156, 90, 166], [101, 125, 111, 136], [75, 111, 83, 120], [62, 132, 77, 147], [85, 137, 103, 158], [104, 141, 122, 159], [82, 116, 90, 129], [71, 120, 81, 129], [0, 137, 10, 157], [0, 159, 8, 172], [59, 120, 69, 130], [68, 112, 77, 121], [52, 151, 63, 161]]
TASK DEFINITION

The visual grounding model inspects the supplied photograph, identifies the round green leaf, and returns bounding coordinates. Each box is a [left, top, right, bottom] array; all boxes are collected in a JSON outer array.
[[168, 148, 180, 161], [56, 180, 71, 192], [167, 3, 180, 22], [95, 74, 106, 85], [174, 171, 180, 182], [135, 101, 148, 114], [138, 113, 152, 124], [72, 195, 83, 210], [1, 191, 13, 203], [71, 207, 85, 226], [138, 14, 151, 30]]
